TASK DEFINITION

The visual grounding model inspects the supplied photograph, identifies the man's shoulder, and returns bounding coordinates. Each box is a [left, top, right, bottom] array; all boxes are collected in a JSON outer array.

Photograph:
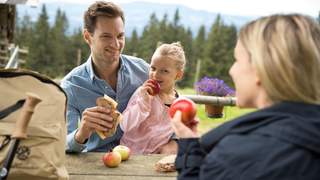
[[121, 55, 149, 70], [121, 54, 145, 62], [61, 63, 88, 87]]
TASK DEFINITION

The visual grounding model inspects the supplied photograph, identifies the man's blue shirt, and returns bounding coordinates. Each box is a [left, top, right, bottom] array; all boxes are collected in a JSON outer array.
[[61, 54, 149, 152]]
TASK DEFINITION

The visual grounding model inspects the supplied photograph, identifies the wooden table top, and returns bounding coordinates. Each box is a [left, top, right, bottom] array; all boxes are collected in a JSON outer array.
[[66, 153, 177, 180]]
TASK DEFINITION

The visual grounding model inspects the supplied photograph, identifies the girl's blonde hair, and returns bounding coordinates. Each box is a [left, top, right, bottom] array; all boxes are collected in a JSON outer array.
[[239, 14, 320, 104], [152, 42, 186, 70]]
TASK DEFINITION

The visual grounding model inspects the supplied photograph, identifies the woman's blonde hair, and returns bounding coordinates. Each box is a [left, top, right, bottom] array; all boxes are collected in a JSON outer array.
[[239, 14, 320, 104], [152, 42, 186, 70]]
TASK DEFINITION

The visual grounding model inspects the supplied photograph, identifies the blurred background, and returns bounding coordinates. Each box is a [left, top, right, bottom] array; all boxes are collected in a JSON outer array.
[[1, 0, 319, 132]]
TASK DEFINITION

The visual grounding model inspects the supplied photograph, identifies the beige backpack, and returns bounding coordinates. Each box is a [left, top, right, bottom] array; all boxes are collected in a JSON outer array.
[[0, 69, 69, 180]]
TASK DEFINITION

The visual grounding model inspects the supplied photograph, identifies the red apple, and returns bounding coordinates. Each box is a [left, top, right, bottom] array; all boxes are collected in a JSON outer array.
[[113, 145, 131, 161], [169, 97, 197, 126], [147, 79, 160, 96], [102, 151, 122, 168]]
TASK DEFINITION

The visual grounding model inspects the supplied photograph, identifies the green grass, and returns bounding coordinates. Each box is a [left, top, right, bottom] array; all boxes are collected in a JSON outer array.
[[177, 88, 255, 134]]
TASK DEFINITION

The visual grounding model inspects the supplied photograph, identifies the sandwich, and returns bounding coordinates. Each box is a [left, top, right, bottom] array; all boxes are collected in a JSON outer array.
[[154, 154, 177, 172], [95, 95, 122, 139]]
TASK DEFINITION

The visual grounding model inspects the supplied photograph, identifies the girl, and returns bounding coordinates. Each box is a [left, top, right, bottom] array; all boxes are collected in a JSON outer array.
[[120, 42, 186, 154]]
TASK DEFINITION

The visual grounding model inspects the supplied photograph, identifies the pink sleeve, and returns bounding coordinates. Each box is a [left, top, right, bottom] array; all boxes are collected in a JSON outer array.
[[120, 87, 153, 132]]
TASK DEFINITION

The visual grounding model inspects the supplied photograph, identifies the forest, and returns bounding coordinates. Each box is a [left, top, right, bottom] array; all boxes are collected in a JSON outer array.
[[14, 5, 320, 88]]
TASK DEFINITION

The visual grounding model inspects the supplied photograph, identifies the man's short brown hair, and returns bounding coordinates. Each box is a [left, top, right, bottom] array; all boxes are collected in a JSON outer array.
[[84, 1, 125, 34]]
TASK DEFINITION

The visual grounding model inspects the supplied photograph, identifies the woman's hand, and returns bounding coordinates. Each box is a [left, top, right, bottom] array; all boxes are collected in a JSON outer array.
[[171, 111, 199, 138]]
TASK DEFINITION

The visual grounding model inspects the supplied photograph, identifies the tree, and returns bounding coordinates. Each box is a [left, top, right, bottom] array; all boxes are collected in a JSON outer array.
[[15, 13, 33, 52], [177, 28, 194, 87], [27, 4, 53, 77], [138, 13, 161, 62], [193, 25, 206, 62], [192, 25, 206, 83], [50, 8, 69, 76], [173, 9, 181, 28], [203, 15, 236, 85], [66, 27, 90, 72], [159, 13, 171, 42], [124, 28, 139, 56]]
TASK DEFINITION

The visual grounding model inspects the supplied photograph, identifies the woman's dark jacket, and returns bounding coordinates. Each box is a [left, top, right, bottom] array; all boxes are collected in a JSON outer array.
[[175, 102, 320, 180]]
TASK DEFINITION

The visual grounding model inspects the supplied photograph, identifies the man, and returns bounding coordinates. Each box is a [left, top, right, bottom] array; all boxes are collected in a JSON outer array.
[[61, 1, 177, 153], [61, 1, 149, 152]]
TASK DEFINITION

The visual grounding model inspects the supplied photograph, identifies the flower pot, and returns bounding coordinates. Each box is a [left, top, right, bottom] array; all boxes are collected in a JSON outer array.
[[205, 104, 224, 118]]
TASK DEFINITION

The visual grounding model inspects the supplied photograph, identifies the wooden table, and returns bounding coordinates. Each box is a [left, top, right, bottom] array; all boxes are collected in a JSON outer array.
[[66, 153, 177, 180]]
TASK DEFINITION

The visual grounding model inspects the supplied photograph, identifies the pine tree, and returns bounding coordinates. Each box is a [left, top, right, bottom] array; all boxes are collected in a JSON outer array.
[[159, 13, 170, 42], [192, 25, 206, 83], [193, 25, 206, 62], [27, 4, 52, 77], [124, 28, 139, 56], [50, 8, 70, 76], [169, 9, 184, 42], [15, 13, 33, 52], [66, 28, 89, 73], [177, 28, 194, 87], [173, 9, 180, 28], [203, 15, 236, 85], [138, 13, 161, 62]]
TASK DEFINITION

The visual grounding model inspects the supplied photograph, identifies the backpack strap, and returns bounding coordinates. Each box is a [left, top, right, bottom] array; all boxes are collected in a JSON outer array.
[[0, 99, 25, 120]]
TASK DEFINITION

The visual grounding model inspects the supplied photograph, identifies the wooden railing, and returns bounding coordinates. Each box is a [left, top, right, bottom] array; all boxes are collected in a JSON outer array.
[[182, 95, 237, 106]]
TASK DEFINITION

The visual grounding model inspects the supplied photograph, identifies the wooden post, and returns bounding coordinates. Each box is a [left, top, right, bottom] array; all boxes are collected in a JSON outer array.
[[0, 4, 16, 67], [194, 58, 201, 84]]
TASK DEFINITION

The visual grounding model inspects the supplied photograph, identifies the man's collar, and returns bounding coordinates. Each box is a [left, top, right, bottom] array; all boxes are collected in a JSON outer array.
[[84, 55, 95, 81], [85, 54, 125, 81]]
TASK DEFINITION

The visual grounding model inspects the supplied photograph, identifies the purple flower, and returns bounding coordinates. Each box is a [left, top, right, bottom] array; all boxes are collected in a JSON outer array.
[[194, 76, 235, 97]]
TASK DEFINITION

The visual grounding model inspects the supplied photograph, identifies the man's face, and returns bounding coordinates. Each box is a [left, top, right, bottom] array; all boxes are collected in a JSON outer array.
[[85, 16, 125, 65]]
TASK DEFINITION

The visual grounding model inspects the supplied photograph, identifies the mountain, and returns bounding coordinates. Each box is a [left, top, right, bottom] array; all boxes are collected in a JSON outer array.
[[16, 1, 257, 36]]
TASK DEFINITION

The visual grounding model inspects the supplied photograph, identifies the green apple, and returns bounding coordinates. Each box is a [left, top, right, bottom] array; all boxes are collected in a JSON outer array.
[[113, 145, 131, 161], [102, 151, 121, 168]]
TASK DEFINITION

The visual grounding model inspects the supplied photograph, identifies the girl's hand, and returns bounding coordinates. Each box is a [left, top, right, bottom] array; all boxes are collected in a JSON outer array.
[[171, 111, 199, 138], [139, 80, 155, 100]]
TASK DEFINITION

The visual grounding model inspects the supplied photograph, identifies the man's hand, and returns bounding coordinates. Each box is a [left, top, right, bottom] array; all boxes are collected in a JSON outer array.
[[171, 111, 199, 139], [75, 106, 114, 144]]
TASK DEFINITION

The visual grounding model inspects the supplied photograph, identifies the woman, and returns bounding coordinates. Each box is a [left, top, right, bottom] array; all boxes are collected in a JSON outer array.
[[171, 14, 320, 179]]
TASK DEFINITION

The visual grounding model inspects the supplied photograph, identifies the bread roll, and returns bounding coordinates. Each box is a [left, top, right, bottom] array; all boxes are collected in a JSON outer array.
[[155, 154, 177, 172]]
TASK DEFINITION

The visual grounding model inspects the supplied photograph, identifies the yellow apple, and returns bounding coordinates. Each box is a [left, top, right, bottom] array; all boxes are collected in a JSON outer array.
[[113, 145, 131, 161]]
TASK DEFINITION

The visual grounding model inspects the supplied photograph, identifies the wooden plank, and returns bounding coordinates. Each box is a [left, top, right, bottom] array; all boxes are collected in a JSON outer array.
[[66, 153, 177, 178], [0, 50, 7, 54], [70, 175, 175, 180], [0, 56, 8, 61], [183, 95, 237, 106]]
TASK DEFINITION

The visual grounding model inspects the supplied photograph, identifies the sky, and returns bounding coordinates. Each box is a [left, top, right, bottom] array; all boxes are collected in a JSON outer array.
[[37, 0, 319, 17]]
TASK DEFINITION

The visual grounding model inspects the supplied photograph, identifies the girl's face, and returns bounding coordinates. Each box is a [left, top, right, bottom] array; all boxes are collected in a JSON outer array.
[[149, 55, 183, 93], [229, 40, 261, 108]]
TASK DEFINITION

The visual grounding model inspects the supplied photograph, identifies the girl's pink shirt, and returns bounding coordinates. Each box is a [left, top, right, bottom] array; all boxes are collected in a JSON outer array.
[[120, 87, 174, 154]]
